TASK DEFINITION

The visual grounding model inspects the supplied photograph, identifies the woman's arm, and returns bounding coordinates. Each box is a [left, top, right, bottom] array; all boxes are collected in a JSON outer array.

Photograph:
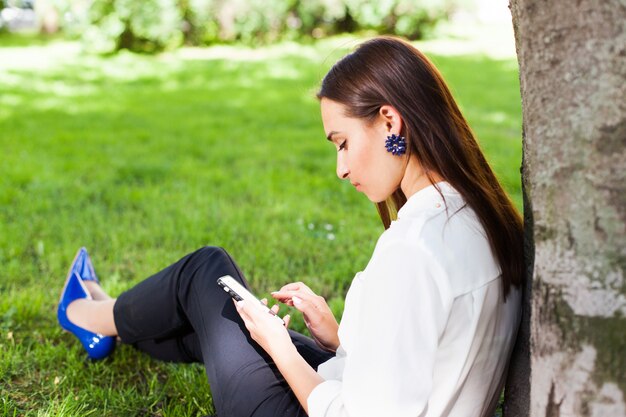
[[270, 340, 325, 413], [235, 298, 324, 414], [307, 241, 450, 417]]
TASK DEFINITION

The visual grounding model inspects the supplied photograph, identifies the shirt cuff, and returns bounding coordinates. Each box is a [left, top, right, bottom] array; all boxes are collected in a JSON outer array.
[[308, 379, 343, 417]]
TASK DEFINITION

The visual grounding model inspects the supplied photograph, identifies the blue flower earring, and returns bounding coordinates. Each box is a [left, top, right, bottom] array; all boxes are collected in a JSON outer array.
[[385, 133, 407, 156]]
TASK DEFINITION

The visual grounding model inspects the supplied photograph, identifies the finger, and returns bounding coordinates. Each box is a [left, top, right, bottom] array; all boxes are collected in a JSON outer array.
[[261, 298, 268, 306], [242, 299, 279, 324], [271, 289, 315, 303], [292, 296, 303, 308], [276, 291, 320, 313], [291, 295, 315, 315], [277, 282, 302, 292], [277, 282, 314, 294], [236, 299, 260, 320], [270, 304, 280, 315], [235, 300, 252, 327], [270, 291, 293, 305], [271, 289, 296, 297], [283, 314, 291, 328], [235, 299, 245, 314]]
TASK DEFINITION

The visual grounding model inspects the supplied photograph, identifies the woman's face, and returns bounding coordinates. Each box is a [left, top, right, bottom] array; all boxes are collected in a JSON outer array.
[[320, 98, 406, 203]]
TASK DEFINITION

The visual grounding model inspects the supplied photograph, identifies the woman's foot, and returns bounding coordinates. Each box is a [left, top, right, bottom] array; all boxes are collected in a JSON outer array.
[[66, 297, 118, 336], [57, 270, 116, 359], [64, 247, 117, 335]]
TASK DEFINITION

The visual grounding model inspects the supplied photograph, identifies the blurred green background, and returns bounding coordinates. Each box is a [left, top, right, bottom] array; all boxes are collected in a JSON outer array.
[[0, 1, 521, 415], [2, 0, 473, 53]]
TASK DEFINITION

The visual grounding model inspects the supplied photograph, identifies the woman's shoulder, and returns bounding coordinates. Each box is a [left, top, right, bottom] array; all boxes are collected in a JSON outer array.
[[374, 186, 501, 297], [376, 182, 465, 249]]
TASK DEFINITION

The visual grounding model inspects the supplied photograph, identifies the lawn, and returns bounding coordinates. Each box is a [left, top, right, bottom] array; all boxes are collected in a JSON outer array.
[[0, 33, 522, 416]]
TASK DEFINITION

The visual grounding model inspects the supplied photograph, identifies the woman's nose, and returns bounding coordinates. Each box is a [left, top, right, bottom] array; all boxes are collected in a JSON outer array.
[[336, 154, 349, 179]]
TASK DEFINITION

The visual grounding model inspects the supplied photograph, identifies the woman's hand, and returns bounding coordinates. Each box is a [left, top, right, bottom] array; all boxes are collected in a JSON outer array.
[[271, 282, 340, 352], [235, 297, 325, 415], [234, 298, 295, 358]]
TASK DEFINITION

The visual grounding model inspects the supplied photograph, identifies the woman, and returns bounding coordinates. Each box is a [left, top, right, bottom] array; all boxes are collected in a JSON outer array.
[[58, 36, 523, 417]]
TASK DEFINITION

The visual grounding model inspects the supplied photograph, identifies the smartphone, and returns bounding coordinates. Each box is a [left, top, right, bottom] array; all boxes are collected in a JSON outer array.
[[217, 275, 285, 325]]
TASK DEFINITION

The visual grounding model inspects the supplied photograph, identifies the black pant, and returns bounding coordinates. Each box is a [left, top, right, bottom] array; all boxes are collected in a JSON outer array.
[[113, 246, 334, 417]]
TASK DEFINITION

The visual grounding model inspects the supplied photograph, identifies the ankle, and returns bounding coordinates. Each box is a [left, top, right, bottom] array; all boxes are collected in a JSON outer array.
[[66, 298, 118, 336]]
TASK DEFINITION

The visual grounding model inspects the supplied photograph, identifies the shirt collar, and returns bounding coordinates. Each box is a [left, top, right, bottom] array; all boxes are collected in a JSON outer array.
[[396, 181, 462, 219]]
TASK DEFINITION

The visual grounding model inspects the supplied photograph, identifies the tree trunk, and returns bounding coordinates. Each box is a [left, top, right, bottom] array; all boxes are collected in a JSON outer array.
[[506, 0, 626, 416]]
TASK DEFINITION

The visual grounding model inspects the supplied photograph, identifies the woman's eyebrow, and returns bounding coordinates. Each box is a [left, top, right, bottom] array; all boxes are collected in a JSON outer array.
[[326, 131, 340, 141]]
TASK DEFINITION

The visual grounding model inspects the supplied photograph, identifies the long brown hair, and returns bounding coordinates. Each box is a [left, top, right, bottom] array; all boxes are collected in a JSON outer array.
[[317, 36, 523, 298]]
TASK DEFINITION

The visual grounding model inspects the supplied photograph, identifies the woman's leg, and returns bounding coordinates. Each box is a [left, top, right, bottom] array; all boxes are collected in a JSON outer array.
[[67, 283, 204, 363], [73, 246, 333, 416]]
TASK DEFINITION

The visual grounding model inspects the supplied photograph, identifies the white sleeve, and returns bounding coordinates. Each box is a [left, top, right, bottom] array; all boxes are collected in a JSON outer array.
[[308, 240, 451, 417]]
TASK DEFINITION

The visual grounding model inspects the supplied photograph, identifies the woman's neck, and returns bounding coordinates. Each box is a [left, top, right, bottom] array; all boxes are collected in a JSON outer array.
[[400, 157, 443, 199]]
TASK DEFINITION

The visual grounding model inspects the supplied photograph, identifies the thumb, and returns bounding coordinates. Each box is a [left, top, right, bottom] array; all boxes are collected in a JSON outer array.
[[292, 296, 303, 308]]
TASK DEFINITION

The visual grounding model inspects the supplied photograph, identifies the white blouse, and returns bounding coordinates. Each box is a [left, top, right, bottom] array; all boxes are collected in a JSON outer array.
[[307, 182, 521, 417]]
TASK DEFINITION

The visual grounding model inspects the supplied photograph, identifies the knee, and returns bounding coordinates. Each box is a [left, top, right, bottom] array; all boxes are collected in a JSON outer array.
[[192, 246, 230, 265]]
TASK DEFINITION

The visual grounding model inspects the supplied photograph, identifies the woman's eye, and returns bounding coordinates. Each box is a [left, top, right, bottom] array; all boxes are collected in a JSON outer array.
[[338, 140, 347, 151]]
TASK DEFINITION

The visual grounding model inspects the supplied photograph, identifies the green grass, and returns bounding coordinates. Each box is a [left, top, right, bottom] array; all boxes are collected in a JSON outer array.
[[0, 34, 522, 415]]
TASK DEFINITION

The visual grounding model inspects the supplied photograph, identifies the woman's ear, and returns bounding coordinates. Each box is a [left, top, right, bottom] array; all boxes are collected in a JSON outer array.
[[378, 105, 403, 135]]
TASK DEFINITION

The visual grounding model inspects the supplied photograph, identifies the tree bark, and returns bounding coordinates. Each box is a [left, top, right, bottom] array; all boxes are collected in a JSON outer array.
[[506, 0, 626, 416]]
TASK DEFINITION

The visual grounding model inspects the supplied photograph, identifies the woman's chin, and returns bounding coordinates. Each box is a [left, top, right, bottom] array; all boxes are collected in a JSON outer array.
[[365, 189, 400, 204], [365, 192, 387, 204]]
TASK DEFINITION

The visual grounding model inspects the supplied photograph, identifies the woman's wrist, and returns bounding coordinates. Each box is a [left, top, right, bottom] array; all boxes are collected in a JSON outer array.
[[269, 337, 299, 363], [270, 343, 306, 379], [270, 341, 324, 414], [314, 336, 338, 353], [313, 320, 340, 352]]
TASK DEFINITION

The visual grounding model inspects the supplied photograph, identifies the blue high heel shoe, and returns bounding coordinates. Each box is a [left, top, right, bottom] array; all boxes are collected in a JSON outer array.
[[57, 270, 115, 360], [70, 247, 100, 283]]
